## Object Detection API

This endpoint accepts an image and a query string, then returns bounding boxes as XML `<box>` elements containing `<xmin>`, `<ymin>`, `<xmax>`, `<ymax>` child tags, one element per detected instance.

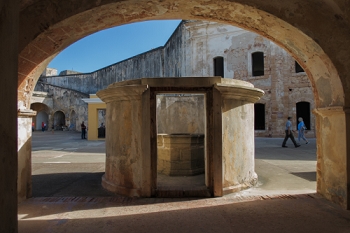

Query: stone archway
<box><xmin>14</xmin><ymin>0</ymin><xmax>350</xmax><ymax>208</ymax></box>
<box><xmin>30</xmin><ymin>103</ymin><xmax>50</xmax><ymax>131</ymax></box>
<box><xmin>53</xmin><ymin>111</ymin><xmax>66</xmax><ymax>130</ymax></box>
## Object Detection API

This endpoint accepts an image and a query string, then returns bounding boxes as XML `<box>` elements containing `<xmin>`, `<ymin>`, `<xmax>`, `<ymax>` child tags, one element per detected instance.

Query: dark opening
<box><xmin>53</xmin><ymin>111</ymin><xmax>66</xmax><ymax>130</ymax></box>
<box><xmin>254</xmin><ymin>103</ymin><xmax>265</xmax><ymax>130</ymax></box>
<box><xmin>295</xmin><ymin>61</ymin><xmax>304</xmax><ymax>73</ymax></box>
<box><xmin>296</xmin><ymin>102</ymin><xmax>310</xmax><ymax>130</ymax></box>
<box><xmin>214</xmin><ymin>57</ymin><xmax>224</xmax><ymax>77</ymax></box>
<box><xmin>252</xmin><ymin>52</ymin><xmax>264</xmax><ymax>76</ymax></box>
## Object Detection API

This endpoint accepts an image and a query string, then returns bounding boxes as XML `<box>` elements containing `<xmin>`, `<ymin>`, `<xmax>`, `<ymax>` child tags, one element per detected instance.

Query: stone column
<box><xmin>215</xmin><ymin>84</ymin><xmax>263</xmax><ymax>194</ymax></box>
<box><xmin>313</xmin><ymin>107</ymin><xmax>350</xmax><ymax>209</ymax></box>
<box><xmin>17</xmin><ymin>110</ymin><xmax>36</xmax><ymax>202</ymax></box>
<box><xmin>0</xmin><ymin>0</ymin><xmax>19</xmax><ymax>232</ymax></box>
<box><xmin>97</xmin><ymin>85</ymin><xmax>151</xmax><ymax>197</ymax></box>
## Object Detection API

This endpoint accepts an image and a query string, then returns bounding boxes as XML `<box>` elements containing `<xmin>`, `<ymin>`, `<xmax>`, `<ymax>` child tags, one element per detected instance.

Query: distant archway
<box><xmin>53</xmin><ymin>111</ymin><xmax>66</xmax><ymax>130</ymax></box>
<box><xmin>36</xmin><ymin>111</ymin><xmax>49</xmax><ymax>131</ymax></box>
<box><xmin>30</xmin><ymin>103</ymin><xmax>50</xmax><ymax>131</ymax></box>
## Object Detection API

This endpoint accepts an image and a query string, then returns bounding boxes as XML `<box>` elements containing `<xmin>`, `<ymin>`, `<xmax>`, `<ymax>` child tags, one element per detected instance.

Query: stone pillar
<box><xmin>97</xmin><ymin>85</ymin><xmax>151</xmax><ymax>197</ymax></box>
<box><xmin>18</xmin><ymin>110</ymin><xmax>36</xmax><ymax>202</ymax></box>
<box><xmin>0</xmin><ymin>0</ymin><xmax>19</xmax><ymax>232</ymax></box>
<box><xmin>215</xmin><ymin>84</ymin><xmax>262</xmax><ymax>194</ymax></box>
<box><xmin>313</xmin><ymin>107</ymin><xmax>350</xmax><ymax>209</ymax></box>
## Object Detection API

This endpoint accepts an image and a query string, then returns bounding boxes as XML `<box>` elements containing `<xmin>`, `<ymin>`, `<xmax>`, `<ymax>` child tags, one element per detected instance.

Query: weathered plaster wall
<box><xmin>157</xmin><ymin>95</ymin><xmax>205</xmax><ymax>134</ymax></box>
<box><xmin>221</xmin><ymin>100</ymin><xmax>257</xmax><ymax>193</ymax></box>
<box><xmin>103</xmin><ymin>98</ymin><xmax>144</xmax><ymax>196</ymax></box>
<box><xmin>17</xmin><ymin>115</ymin><xmax>34</xmax><ymax>202</ymax></box>
<box><xmin>163</xmin><ymin>22</ymin><xmax>185</xmax><ymax>77</ymax></box>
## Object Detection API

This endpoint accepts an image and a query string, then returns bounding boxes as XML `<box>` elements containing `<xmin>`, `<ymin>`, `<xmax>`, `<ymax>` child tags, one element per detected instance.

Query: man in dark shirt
<box><xmin>81</xmin><ymin>121</ymin><xmax>87</xmax><ymax>139</ymax></box>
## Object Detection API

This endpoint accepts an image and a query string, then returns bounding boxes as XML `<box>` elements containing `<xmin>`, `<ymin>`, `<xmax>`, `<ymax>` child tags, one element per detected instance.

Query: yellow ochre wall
<box><xmin>87</xmin><ymin>94</ymin><xmax>106</xmax><ymax>140</ymax></box>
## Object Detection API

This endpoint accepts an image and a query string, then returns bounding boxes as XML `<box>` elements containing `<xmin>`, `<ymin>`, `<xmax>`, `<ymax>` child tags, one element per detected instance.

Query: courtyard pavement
<box><xmin>18</xmin><ymin>131</ymin><xmax>350</xmax><ymax>232</ymax></box>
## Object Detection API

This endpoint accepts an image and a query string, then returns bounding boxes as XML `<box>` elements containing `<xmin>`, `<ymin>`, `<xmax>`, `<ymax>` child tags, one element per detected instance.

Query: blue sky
<box><xmin>48</xmin><ymin>20</ymin><xmax>182</xmax><ymax>74</ymax></box>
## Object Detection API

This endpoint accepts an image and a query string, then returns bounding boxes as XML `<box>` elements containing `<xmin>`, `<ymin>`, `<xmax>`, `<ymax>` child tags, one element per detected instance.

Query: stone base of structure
<box><xmin>101</xmin><ymin>175</ymin><xmax>141</xmax><ymax>197</ymax></box>
<box><xmin>157</xmin><ymin>134</ymin><xmax>204</xmax><ymax>176</ymax></box>
<box><xmin>223</xmin><ymin>173</ymin><xmax>258</xmax><ymax>195</ymax></box>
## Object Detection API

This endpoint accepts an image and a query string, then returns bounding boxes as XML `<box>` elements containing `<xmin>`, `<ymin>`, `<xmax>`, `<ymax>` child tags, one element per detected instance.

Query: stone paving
<box><xmin>18</xmin><ymin>131</ymin><xmax>350</xmax><ymax>232</ymax></box>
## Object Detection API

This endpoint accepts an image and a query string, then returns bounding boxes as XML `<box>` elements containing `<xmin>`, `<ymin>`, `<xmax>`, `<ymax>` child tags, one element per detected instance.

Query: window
<box><xmin>252</xmin><ymin>52</ymin><xmax>264</xmax><ymax>76</ymax></box>
<box><xmin>213</xmin><ymin>57</ymin><xmax>224</xmax><ymax>77</ymax></box>
<box><xmin>295</xmin><ymin>61</ymin><xmax>304</xmax><ymax>73</ymax></box>
<box><xmin>296</xmin><ymin>102</ymin><xmax>310</xmax><ymax>130</ymax></box>
<box><xmin>254</xmin><ymin>103</ymin><xmax>265</xmax><ymax>130</ymax></box>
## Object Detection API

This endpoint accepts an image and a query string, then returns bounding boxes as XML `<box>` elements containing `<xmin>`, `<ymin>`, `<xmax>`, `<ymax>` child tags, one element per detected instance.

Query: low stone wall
<box><xmin>157</xmin><ymin>134</ymin><xmax>205</xmax><ymax>176</ymax></box>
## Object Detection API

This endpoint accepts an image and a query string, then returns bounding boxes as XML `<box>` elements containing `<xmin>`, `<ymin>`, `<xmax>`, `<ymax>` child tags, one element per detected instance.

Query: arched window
<box><xmin>296</xmin><ymin>102</ymin><xmax>310</xmax><ymax>130</ymax></box>
<box><xmin>295</xmin><ymin>61</ymin><xmax>304</xmax><ymax>73</ymax></box>
<box><xmin>213</xmin><ymin>56</ymin><xmax>224</xmax><ymax>77</ymax></box>
<box><xmin>254</xmin><ymin>103</ymin><xmax>265</xmax><ymax>130</ymax></box>
<box><xmin>252</xmin><ymin>52</ymin><xmax>264</xmax><ymax>76</ymax></box>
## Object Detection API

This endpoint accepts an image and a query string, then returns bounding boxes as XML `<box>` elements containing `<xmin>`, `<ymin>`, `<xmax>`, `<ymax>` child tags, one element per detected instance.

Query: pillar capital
<box><xmin>18</xmin><ymin>108</ymin><xmax>36</xmax><ymax>118</ymax></box>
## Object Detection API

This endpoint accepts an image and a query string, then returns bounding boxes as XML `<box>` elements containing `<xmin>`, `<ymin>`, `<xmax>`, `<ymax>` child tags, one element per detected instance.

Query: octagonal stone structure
<box><xmin>97</xmin><ymin>77</ymin><xmax>264</xmax><ymax>197</ymax></box>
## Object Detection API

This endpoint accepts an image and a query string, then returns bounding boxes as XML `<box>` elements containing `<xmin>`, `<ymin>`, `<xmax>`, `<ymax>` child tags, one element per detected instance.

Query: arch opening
<box><xmin>53</xmin><ymin>111</ymin><xmax>66</xmax><ymax>131</ymax></box>
<box><xmin>16</xmin><ymin>0</ymin><xmax>349</xmax><ymax>208</ymax></box>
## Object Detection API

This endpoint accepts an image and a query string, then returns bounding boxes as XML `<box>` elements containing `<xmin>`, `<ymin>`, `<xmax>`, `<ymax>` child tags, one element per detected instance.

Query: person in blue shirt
<box><xmin>297</xmin><ymin>117</ymin><xmax>309</xmax><ymax>144</ymax></box>
<box><xmin>282</xmin><ymin>117</ymin><xmax>300</xmax><ymax>148</ymax></box>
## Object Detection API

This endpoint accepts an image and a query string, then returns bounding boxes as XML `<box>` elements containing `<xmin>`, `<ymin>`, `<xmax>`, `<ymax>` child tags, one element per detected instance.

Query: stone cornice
<box><xmin>214</xmin><ymin>83</ymin><xmax>264</xmax><ymax>103</ymax></box>
<box><xmin>97</xmin><ymin>85</ymin><xmax>149</xmax><ymax>103</ymax></box>
<box><xmin>18</xmin><ymin>109</ymin><xmax>36</xmax><ymax>117</ymax></box>
<box><xmin>98</xmin><ymin>77</ymin><xmax>265</xmax><ymax>103</ymax></box>
<box><xmin>81</xmin><ymin>98</ymin><xmax>103</xmax><ymax>104</ymax></box>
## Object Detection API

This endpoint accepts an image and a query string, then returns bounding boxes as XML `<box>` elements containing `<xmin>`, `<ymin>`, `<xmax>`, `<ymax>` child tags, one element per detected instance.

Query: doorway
<box><xmin>155</xmin><ymin>93</ymin><xmax>210</xmax><ymax>197</ymax></box>
<box><xmin>296</xmin><ymin>102</ymin><xmax>311</xmax><ymax>129</ymax></box>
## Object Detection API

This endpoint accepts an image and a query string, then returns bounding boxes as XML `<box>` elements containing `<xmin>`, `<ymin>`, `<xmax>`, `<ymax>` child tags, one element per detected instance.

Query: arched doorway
<box><xmin>53</xmin><ymin>111</ymin><xmax>66</xmax><ymax>130</ymax></box>
<box><xmin>14</xmin><ymin>1</ymin><xmax>349</xmax><ymax>209</ymax></box>
<box><xmin>36</xmin><ymin>111</ymin><xmax>49</xmax><ymax>131</ymax></box>
<box><xmin>30</xmin><ymin>103</ymin><xmax>50</xmax><ymax>131</ymax></box>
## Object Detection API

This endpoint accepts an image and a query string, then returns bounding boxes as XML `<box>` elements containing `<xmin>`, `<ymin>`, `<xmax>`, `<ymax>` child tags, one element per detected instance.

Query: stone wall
<box><xmin>32</xmin><ymin>82</ymin><xmax>88</xmax><ymax>131</ymax></box>
<box><xmin>40</xmin><ymin>47</ymin><xmax>165</xmax><ymax>94</ymax></box>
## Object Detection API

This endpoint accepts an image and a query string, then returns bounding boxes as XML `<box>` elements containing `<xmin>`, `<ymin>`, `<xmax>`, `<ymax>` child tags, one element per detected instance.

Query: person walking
<box><xmin>81</xmin><ymin>121</ymin><xmax>87</xmax><ymax>139</ymax></box>
<box><xmin>41</xmin><ymin>121</ymin><xmax>45</xmax><ymax>132</ymax></box>
<box><xmin>282</xmin><ymin>116</ymin><xmax>300</xmax><ymax>148</ymax></box>
<box><xmin>297</xmin><ymin>117</ymin><xmax>309</xmax><ymax>144</ymax></box>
